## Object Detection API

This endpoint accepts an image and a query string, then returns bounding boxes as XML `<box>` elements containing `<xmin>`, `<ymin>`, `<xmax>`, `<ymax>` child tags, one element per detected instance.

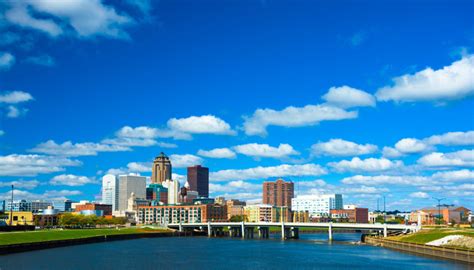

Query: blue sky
<box><xmin>0</xmin><ymin>0</ymin><xmax>473</xmax><ymax>211</ymax></box>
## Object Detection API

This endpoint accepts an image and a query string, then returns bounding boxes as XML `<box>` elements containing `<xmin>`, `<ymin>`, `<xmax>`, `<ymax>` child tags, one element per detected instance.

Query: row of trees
<box><xmin>59</xmin><ymin>213</ymin><xmax>127</xmax><ymax>228</ymax></box>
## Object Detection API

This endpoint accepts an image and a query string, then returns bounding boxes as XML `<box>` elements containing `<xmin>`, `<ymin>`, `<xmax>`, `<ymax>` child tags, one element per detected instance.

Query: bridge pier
<box><xmin>241</xmin><ymin>222</ymin><xmax>245</xmax><ymax>239</ymax></box>
<box><xmin>290</xmin><ymin>227</ymin><xmax>299</xmax><ymax>239</ymax></box>
<box><xmin>207</xmin><ymin>222</ymin><xmax>211</xmax><ymax>237</ymax></box>
<box><xmin>257</xmin><ymin>227</ymin><xmax>269</xmax><ymax>239</ymax></box>
<box><xmin>383</xmin><ymin>224</ymin><xmax>387</xmax><ymax>238</ymax></box>
<box><xmin>244</xmin><ymin>227</ymin><xmax>254</xmax><ymax>239</ymax></box>
<box><xmin>328</xmin><ymin>222</ymin><xmax>333</xmax><ymax>241</ymax></box>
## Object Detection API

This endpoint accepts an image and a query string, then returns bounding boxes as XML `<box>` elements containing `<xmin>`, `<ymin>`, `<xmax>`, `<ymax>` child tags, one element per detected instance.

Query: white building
<box><xmin>102</xmin><ymin>174</ymin><xmax>118</xmax><ymax>210</ymax></box>
<box><xmin>291</xmin><ymin>194</ymin><xmax>343</xmax><ymax>217</ymax></box>
<box><xmin>163</xmin><ymin>179</ymin><xmax>180</xmax><ymax>205</ymax></box>
<box><xmin>117</xmin><ymin>175</ymin><xmax>146</xmax><ymax>211</ymax></box>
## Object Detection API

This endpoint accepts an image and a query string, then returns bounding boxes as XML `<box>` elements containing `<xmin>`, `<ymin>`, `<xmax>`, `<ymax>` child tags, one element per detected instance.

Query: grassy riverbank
<box><xmin>0</xmin><ymin>227</ymin><xmax>170</xmax><ymax>246</ymax></box>
<box><xmin>387</xmin><ymin>227</ymin><xmax>474</xmax><ymax>250</ymax></box>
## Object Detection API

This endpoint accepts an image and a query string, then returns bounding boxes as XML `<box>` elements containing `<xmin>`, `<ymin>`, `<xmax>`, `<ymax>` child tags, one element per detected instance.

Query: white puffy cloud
<box><xmin>311</xmin><ymin>139</ymin><xmax>377</xmax><ymax>157</ymax></box>
<box><xmin>382</xmin><ymin>146</ymin><xmax>404</xmax><ymax>158</ymax></box>
<box><xmin>30</xmin><ymin>140</ymin><xmax>131</xmax><ymax>157</ymax></box>
<box><xmin>431</xmin><ymin>169</ymin><xmax>474</xmax><ymax>182</ymax></box>
<box><xmin>233</xmin><ymin>143</ymin><xmax>299</xmax><ymax>158</ymax></box>
<box><xmin>170</xmin><ymin>154</ymin><xmax>203</xmax><ymax>168</ymax></box>
<box><xmin>409</xmin><ymin>192</ymin><xmax>429</xmax><ymax>199</ymax></box>
<box><xmin>42</xmin><ymin>189</ymin><xmax>82</xmax><ymax>198</ymax></box>
<box><xmin>329</xmin><ymin>157</ymin><xmax>404</xmax><ymax>172</ymax></box>
<box><xmin>4</xmin><ymin>0</ymin><xmax>134</xmax><ymax>39</ymax></box>
<box><xmin>210</xmin><ymin>180</ymin><xmax>261</xmax><ymax>193</ymax></box>
<box><xmin>341</xmin><ymin>175</ymin><xmax>431</xmax><ymax>186</ymax></box>
<box><xmin>426</xmin><ymin>131</ymin><xmax>474</xmax><ymax>146</ymax></box>
<box><xmin>105</xmin><ymin>126</ymin><xmax>178</xmax><ymax>147</ymax></box>
<box><xmin>197</xmin><ymin>148</ymin><xmax>236</xmax><ymax>159</ymax></box>
<box><xmin>50</xmin><ymin>174</ymin><xmax>97</xmax><ymax>186</ymax></box>
<box><xmin>0</xmin><ymin>179</ymin><xmax>40</xmax><ymax>189</ymax></box>
<box><xmin>101</xmin><ymin>137</ymin><xmax>158</xmax><ymax>147</ymax></box>
<box><xmin>418</xmin><ymin>150</ymin><xmax>474</xmax><ymax>167</ymax></box>
<box><xmin>0</xmin><ymin>154</ymin><xmax>81</xmax><ymax>176</ymax></box>
<box><xmin>0</xmin><ymin>52</ymin><xmax>15</xmax><ymax>70</ymax></box>
<box><xmin>126</xmin><ymin>162</ymin><xmax>151</xmax><ymax>172</ymax></box>
<box><xmin>114</xmin><ymin>126</ymin><xmax>159</xmax><ymax>138</ymax></box>
<box><xmin>167</xmin><ymin>115</ymin><xmax>236</xmax><ymax>136</ymax></box>
<box><xmin>376</xmin><ymin>55</ymin><xmax>474</xmax><ymax>103</ymax></box>
<box><xmin>394</xmin><ymin>138</ymin><xmax>431</xmax><ymax>154</ymax></box>
<box><xmin>210</xmin><ymin>163</ymin><xmax>327</xmax><ymax>181</ymax></box>
<box><xmin>322</xmin><ymin>85</ymin><xmax>376</xmax><ymax>108</ymax></box>
<box><xmin>0</xmin><ymin>91</ymin><xmax>33</xmax><ymax>104</ymax></box>
<box><xmin>243</xmin><ymin>104</ymin><xmax>357</xmax><ymax>136</ymax></box>
<box><xmin>0</xmin><ymin>189</ymin><xmax>82</xmax><ymax>201</ymax></box>
<box><xmin>0</xmin><ymin>130</ymin><xmax>4</xmax><ymax>136</ymax></box>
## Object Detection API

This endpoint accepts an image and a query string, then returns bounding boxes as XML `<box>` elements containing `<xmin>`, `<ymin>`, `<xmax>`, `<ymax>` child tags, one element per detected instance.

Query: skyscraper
<box><xmin>151</xmin><ymin>152</ymin><xmax>172</xmax><ymax>184</ymax></box>
<box><xmin>102</xmin><ymin>174</ymin><xmax>118</xmax><ymax>210</ymax></box>
<box><xmin>262</xmin><ymin>178</ymin><xmax>294</xmax><ymax>208</ymax></box>
<box><xmin>117</xmin><ymin>175</ymin><xmax>146</xmax><ymax>211</ymax></box>
<box><xmin>187</xmin><ymin>165</ymin><xmax>209</xmax><ymax>198</ymax></box>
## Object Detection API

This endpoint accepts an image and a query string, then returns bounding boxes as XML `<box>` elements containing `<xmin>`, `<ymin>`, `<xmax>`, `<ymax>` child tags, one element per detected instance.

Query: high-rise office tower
<box><xmin>117</xmin><ymin>175</ymin><xmax>146</xmax><ymax>211</ymax></box>
<box><xmin>262</xmin><ymin>178</ymin><xmax>294</xmax><ymax>208</ymax></box>
<box><xmin>102</xmin><ymin>174</ymin><xmax>118</xmax><ymax>210</ymax></box>
<box><xmin>187</xmin><ymin>165</ymin><xmax>209</xmax><ymax>198</ymax></box>
<box><xmin>151</xmin><ymin>152</ymin><xmax>172</xmax><ymax>184</ymax></box>
<box><xmin>162</xmin><ymin>179</ymin><xmax>180</xmax><ymax>205</ymax></box>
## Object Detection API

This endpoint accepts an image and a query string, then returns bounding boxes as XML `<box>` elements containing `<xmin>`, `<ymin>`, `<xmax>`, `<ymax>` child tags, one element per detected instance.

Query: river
<box><xmin>0</xmin><ymin>233</ymin><xmax>468</xmax><ymax>269</ymax></box>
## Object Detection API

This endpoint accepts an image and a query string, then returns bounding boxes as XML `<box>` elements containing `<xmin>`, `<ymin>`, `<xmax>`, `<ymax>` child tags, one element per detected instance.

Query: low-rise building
<box><xmin>6</xmin><ymin>211</ymin><xmax>34</xmax><ymax>226</ymax></box>
<box><xmin>293</xmin><ymin>211</ymin><xmax>310</xmax><ymax>222</ymax></box>
<box><xmin>330</xmin><ymin>208</ymin><xmax>368</xmax><ymax>223</ymax></box>
<box><xmin>226</xmin><ymin>199</ymin><xmax>246</xmax><ymax>220</ymax></box>
<box><xmin>291</xmin><ymin>194</ymin><xmax>343</xmax><ymax>218</ymax></box>
<box><xmin>146</xmin><ymin>184</ymin><xmax>168</xmax><ymax>205</ymax></box>
<box><xmin>34</xmin><ymin>207</ymin><xmax>61</xmax><ymax>227</ymax></box>
<box><xmin>244</xmin><ymin>204</ymin><xmax>273</xmax><ymax>222</ymax></box>
<box><xmin>420</xmin><ymin>206</ymin><xmax>471</xmax><ymax>224</ymax></box>
<box><xmin>75</xmin><ymin>203</ymin><xmax>112</xmax><ymax>216</ymax></box>
<box><xmin>6</xmin><ymin>200</ymin><xmax>52</xmax><ymax>213</ymax></box>
<box><xmin>138</xmin><ymin>204</ymin><xmax>227</xmax><ymax>224</ymax></box>
<box><xmin>272</xmin><ymin>206</ymin><xmax>292</xmax><ymax>222</ymax></box>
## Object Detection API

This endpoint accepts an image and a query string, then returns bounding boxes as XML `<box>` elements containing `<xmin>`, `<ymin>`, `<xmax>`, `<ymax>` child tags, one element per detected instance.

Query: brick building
<box><xmin>75</xmin><ymin>203</ymin><xmax>112</xmax><ymax>216</ymax></box>
<box><xmin>138</xmin><ymin>204</ymin><xmax>226</xmax><ymax>224</ymax></box>
<box><xmin>262</xmin><ymin>178</ymin><xmax>294</xmax><ymax>208</ymax></box>
<box><xmin>330</xmin><ymin>208</ymin><xmax>368</xmax><ymax>223</ymax></box>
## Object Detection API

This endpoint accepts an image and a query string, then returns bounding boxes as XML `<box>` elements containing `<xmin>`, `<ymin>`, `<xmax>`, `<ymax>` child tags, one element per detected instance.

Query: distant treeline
<box><xmin>59</xmin><ymin>213</ymin><xmax>127</xmax><ymax>228</ymax></box>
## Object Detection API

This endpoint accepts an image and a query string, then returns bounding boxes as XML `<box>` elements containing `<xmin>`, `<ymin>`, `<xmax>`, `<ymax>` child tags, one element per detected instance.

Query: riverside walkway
<box><xmin>167</xmin><ymin>222</ymin><xmax>420</xmax><ymax>240</ymax></box>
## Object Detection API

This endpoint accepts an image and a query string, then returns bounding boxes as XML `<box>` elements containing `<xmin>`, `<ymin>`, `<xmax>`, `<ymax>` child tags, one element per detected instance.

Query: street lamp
<box><xmin>433</xmin><ymin>197</ymin><xmax>445</xmax><ymax>225</ymax></box>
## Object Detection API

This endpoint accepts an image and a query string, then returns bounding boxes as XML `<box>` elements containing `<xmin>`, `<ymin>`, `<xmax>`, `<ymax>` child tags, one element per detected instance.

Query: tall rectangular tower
<box><xmin>102</xmin><ymin>174</ymin><xmax>118</xmax><ymax>210</ymax></box>
<box><xmin>117</xmin><ymin>175</ymin><xmax>146</xmax><ymax>211</ymax></box>
<box><xmin>187</xmin><ymin>165</ymin><xmax>209</xmax><ymax>198</ymax></box>
<box><xmin>262</xmin><ymin>178</ymin><xmax>294</xmax><ymax>207</ymax></box>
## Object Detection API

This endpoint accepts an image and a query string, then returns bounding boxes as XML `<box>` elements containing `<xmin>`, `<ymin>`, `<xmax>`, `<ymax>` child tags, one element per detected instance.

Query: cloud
<box><xmin>4</xmin><ymin>0</ymin><xmax>134</xmax><ymax>39</ymax></box>
<box><xmin>30</xmin><ymin>140</ymin><xmax>131</xmax><ymax>157</ymax></box>
<box><xmin>0</xmin><ymin>189</ymin><xmax>81</xmax><ymax>201</ymax></box>
<box><xmin>210</xmin><ymin>163</ymin><xmax>327</xmax><ymax>182</ymax></box>
<box><xmin>329</xmin><ymin>157</ymin><xmax>404</xmax><ymax>172</ymax></box>
<box><xmin>0</xmin><ymin>154</ymin><xmax>81</xmax><ymax>176</ymax></box>
<box><xmin>210</xmin><ymin>180</ymin><xmax>261</xmax><ymax>194</ymax></box>
<box><xmin>0</xmin><ymin>52</ymin><xmax>15</xmax><ymax>70</ymax></box>
<box><xmin>25</xmin><ymin>54</ymin><xmax>55</xmax><ymax>66</ymax></box>
<box><xmin>382</xmin><ymin>146</ymin><xmax>404</xmax><ymax>158</ymax></box>
<box><xmin>127</xmin><ymin>162</ymin><xmax>150</xmax><ymax>172</ymax></box>
<box><xmin>197</xmin><ymin>148</ymin><xmax>236</xmax><ymax>159</ymax></box>
<box><xmin>426</xmin><ymin>131</ymin><xmax>474</xmax><ymax>146</ymax></box>
<box><xmin>6</xmin><ymin>105</ymin><xmax>28</xmax><ymax>118</ymax></box>
<box><xmin>431</xmin><ymin>169</ymin><xmax>474</xmax><ymax>182</ymax></box>
<box><xmin>349</xmin><ymin>31</ymin><xmax>366</xmax><ymax>46</ymax></box>
<box><xmin>409</xmin><ymin>192</ymin><xmax>429</xmax><ymax>199</ymax></box>
<box><xmin>341</xmin><ymin>175</ymin><xmax>431</xmax><ymax>186</ymax></box>
<box><xmin>394</xmin><ymin>138</ymin><xmax>431</xmax><ymax>154</ymax></box>
<box><xmin>167</xmin><ymin>115</ymin><xmax>236</xmax><ymax>136</ymax></box>
<box><xmin>243</xmin><ymin>104</ymin><xmax>357</xmax><ymax>136</ymax></box>
<box><xmin>105</xmin><ymin>126</ymin><xmax>178</xmax><ymax>147</ymax></box>
<box><xmin>233</xmin><ymin>143</ymin><xmax>299</xmax><ymax>158</ymax></box>
<box><xmin>311</xmin><ymin>139</ymin><xmax>378</xmax><ymax>157</ymax></box>
<box><xmin>101</xmin><ymin>137</ymin><xmax>158</xmax><ymax>147</ymax></box>
<box><xmin>0</xmin><ymin>130</ymin><xmax>4</xmax><ymax>136</ymax></box>
<box><xmin>0</xmin><ymin>91</ymin><xmax>34</xmax><ymax>104</ymax></box>
<box><xmin>42</xmin><ymin>189</ymin><xmax>82</xmax><ymax>198</ymax></box>
<box><xmin>170</xmin><ymin>154</ymin><xmax>203</xmax><ymax>168</ymax></box>
<box><xmin>376</xmin><ymin>55</ymin><xmax>474</xmax><ymax>103</ymax></box>
<box><xmin>124</xmin><ymin>0</ymin><xmax>152</xmax><ymax>16</ymax></box>
<box><xmin>0</xmin><ymin>179</ymin><xmax>40</xmax><ymax>189</ymax></box>
<box><xmin>322</xmin><ymin>86</ymin><xmax>376</xmax><ymax>108</ymax></box>
<box><xmin>418</xmin><ymin>149</ymin><xmax>474</xmax><ymax>167</ymax></box>
<box><xmin>49</xmin><ymin>174</ymin><xmax>97</xmax><ymax>186</ymax></box>
<box><xmin>114</xmin><ymin>126</ymin><xmax>159</xmax><ymax>138</ymax></box>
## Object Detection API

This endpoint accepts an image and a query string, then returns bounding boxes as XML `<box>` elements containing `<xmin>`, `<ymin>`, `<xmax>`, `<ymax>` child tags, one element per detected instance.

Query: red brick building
<box><xmin>138</xmin><ymin>204</ymin><xmax>226</xmax><ymax>224</ymax></box>
<box><xmin>75</xmin><ymin>203</ymin><xmax>112</xmax><ymax>216</ymax></box>
<box><xmin>330</xmin><ymin>208</ymin><xmax>368</xmax><ymax>223</ymax></box>
<box><xmin>262</xmin><ymin>178</ymin><xmax>294</xmax><ymax>208</ymax></box>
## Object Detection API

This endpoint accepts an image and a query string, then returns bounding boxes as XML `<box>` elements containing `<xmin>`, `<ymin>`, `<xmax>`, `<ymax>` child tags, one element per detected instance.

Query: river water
<box><xmin>0</xmin><ymin>233</ymin><xmax>468</xmax><ymax>269</ymax></box>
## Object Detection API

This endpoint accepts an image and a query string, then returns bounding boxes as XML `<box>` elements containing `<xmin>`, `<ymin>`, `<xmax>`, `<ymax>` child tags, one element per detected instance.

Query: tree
<box><xmin>230</xmin><ymin>215</ymin><xmax>246</xmax><ymax>222</ymax></box>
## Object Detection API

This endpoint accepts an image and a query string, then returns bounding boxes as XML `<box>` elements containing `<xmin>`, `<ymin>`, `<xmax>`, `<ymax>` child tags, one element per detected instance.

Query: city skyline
<box><xmin>0</xmin><ymin>0</ymin><xmax>473</xmax><ymax>211</ymax></box>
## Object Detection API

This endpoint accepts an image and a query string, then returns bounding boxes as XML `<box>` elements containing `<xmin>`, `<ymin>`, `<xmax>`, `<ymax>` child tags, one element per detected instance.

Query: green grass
<box><xmin>389</xmin><ymin>228</ymin><xmax>474</xmax><ymax>245</ymax></box>
<box><xmin>0</xmin><ymin>227</ymin><xmax>170</xmax><ymax>246</ymax></box>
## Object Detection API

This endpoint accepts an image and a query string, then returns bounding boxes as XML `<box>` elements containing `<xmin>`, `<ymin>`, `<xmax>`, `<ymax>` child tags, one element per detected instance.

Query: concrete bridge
<box><xmin>167</xmin><ymin>222</ymin><xmax>420</xmax><ymax>240</ymax></box>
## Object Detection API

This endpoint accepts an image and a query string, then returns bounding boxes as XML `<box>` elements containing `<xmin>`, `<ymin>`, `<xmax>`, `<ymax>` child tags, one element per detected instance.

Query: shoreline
<box><xmin>363</xmin><ymin>236</ymin><xmax>473</xmax><ymax>264</ymax></box>
<box><xmin>0</xmin><ymin>231</ymin><xmax>191</xmax><ymax>255</ymax></box>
